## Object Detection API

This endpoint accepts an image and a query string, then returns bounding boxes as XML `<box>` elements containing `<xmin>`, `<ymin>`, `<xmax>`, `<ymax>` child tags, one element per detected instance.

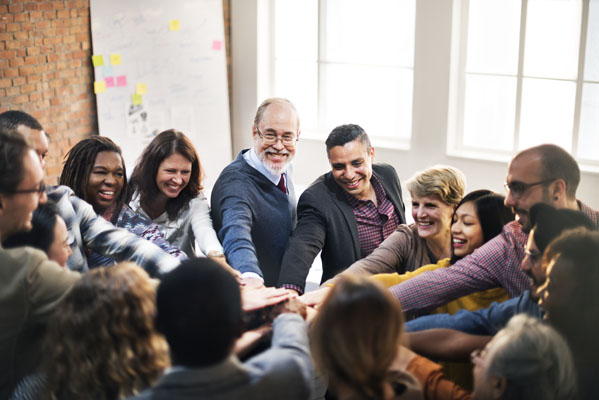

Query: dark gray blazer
<box><xmin>277</xmin><ymin>163</ymin><xmax>405</xmax><ymax>290</ymax></box>
<box><xmin>128</xmin><ymin>314</ymin><xmax>312</xmax><ymax>400</ymax></box>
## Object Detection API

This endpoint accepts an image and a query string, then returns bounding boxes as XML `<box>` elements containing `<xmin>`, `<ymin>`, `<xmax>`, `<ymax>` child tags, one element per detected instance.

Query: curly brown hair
<box><xmin>43</xmin><ymin>263</ymin><xmax>169</xmax><ymax>400</ymax></box>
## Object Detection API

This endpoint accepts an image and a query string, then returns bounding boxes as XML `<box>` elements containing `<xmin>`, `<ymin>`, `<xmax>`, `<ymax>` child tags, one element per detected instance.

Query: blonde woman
<box><xmin>302</xmin><ymin>165</ymin><xmax>465</xmax><ymax>306</ymax></box>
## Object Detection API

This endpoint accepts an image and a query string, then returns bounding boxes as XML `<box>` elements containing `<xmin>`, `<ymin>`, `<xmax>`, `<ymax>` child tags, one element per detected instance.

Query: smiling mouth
<box><xmin>344</xmin><ymin>179</ymin><xmax>361</xmax><ymax>189</ymax></box>
<box><xmin>418</xmin><ymin>221</ymin><xmax>433</xmax><ymax>227</ymax></box>
<box><xmin>98</xmin><ymin>190</ymin><xmax>115</xmax><ymax>200</ymax></box>
<box><xmin>452</xmin><ymin>238</ymin><xmax>466</xmax><ymax>246</ymax></box>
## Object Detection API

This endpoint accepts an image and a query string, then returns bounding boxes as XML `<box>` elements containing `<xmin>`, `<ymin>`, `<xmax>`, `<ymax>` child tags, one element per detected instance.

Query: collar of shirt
<box><xmin>342</xmin><ymin>174</ymin><xmax>386</xmax><ymax>208</ymax></box>
<box><xmin>243</xmin><ymin>148</ymin><xmax>289</xmax><ymax>186</ymax></box>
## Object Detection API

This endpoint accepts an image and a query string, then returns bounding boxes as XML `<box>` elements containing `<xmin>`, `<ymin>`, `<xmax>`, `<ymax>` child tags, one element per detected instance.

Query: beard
<box><xmin>258</xmin><ymin>147</ymin><xmax>294</xmax><ymax>175</ymax></box>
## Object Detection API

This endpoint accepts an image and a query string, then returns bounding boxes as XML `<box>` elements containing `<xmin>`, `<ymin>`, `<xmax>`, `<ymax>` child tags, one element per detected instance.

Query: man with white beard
<box><xmin>211</xmin><ymin>98</ymin><xmax>301</xmax><ymax>287</ymax></box>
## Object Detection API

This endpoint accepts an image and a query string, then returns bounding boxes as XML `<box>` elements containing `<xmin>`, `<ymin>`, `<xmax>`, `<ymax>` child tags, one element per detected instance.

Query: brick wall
<box><xmin>0</xmin><ymin>0</ymin><xmax>97</xmax><ymax>184</ymax></box>
<box><xmin>0</xmin><ymin>0</ymin><xmax>232</xmax><ymax>184</ymax></box>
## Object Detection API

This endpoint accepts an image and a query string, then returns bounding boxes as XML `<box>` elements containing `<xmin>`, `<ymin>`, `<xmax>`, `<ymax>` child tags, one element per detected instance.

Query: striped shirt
<box><xmin>47</xmin><ymin>185</ymin><xmax>180</xmax><ymax>278</ymax></box>
<box><xmin>390</xmin><ymin>201</ymin><xmax>599</xmax><ymax>317</ymax></box>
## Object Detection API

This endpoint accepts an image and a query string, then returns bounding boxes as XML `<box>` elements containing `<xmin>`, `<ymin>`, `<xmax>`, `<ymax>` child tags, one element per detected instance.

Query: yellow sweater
<box><xmin>371</xmin><ymin>258</ymin><xmax>509</xmax><ymax>315</ymax></box>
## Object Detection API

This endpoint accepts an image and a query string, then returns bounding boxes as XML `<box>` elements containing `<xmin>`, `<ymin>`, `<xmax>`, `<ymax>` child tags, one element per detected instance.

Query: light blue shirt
<box><xmin>243</xmin><ymin>147</ymin><xmax>292</xmax><ymax>192</ymax></box>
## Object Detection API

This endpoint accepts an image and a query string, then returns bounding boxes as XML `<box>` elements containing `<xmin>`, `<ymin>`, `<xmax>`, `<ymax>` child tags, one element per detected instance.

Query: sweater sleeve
<box><xmin>406</xmin><ymin>355</ymin><xmax>472</xmax><ymax>400</ymax></box>
<box><xmin>189</xmin><ymin>193</ymin><xmax>224</xmax><ymax>256</ymax></box>
<box><xmin>325</xmin><ymin>225</ymin><xmax>413</xmax><ymax>286</ymax></box>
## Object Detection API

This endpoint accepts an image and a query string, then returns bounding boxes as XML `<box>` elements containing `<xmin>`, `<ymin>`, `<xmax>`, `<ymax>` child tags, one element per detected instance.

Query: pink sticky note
<box><xmin>212</xmin><ymin>40</ymin><xmax>222</xmax><ymax>51</ymax></box>
<box><xmin>116</xmin><ymin>75</ymin><xmax>127</xmax><ymax>87</ymax></box>
<box><xmin>104</xmin><ymin>76</ymin><xmax>115</xmax><ymax>88</ymax></box>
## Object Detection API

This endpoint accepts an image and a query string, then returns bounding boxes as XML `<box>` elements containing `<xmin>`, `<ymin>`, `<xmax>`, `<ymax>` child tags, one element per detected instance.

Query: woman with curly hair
<box><xmin>59</xmin><ymin>135</ymin><xmax>185</xmax><ymax>267</ymax></box>
<box><xmin>129</xmin><ymin>130</ymin><xmax>227</xmax><ymax>263</ymax></box>
<box><xmin>11</xmin><ymin>262</ymin><xmax>169</xmax><ymax>400</ymax></box>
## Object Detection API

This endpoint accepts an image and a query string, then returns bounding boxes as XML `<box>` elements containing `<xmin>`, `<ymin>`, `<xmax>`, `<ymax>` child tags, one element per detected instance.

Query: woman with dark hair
<box><xmin>10</xmin><ymin>262</ymin><xmax>170</xmax><ymax>399</ymax></box>
<box><xmin>59</xmin><ymin>136</ymin><xmax>185</xmax><ymax>267</ymax></box>
<box><xmin>372</xmin><ymin>190</ymin><xmax>515</xmax><ymax>314</ymax></box>
<box><xmin>129</xmin><ymin>129</ymin><xmax>225</xmax><ymax>261</ymax></box>
<box><xmin>3</xmin><ymin>201</ymin><xmax>72</xmax><ymax>267</ymax></box>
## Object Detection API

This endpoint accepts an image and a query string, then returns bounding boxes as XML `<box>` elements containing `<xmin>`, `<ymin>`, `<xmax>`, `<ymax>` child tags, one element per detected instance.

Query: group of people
<box><xmin>0</xmin><ymin>97</ymin><xmax>598</xmax><ymax>400</ymax></box>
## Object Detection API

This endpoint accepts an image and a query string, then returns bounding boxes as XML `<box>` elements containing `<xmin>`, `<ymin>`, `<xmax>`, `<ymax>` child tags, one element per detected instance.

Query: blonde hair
<box><xmin>406</xmin><ymin>165</ymin><xmax>466</xmax><ymax>206</ymax></box>
<box><xmin>310</xmin><ymin>275</ymin><xmax>404</xmax><ymax>399</ymax></box>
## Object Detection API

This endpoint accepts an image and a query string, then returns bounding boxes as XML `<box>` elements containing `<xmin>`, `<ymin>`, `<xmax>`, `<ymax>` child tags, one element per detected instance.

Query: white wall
<box><xmin>231</xmin><ymin>0</ymin><xmax>598</xmax><ymax>210</ymax></box>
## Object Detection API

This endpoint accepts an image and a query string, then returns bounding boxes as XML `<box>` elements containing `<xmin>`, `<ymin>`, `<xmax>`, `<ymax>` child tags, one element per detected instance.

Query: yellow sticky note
<box><xmin>135</xmin><ymin>83</ymin><xmax>147</xmax><ymax>95</ymax></box>
<box><xmin>132</xmin><ymin>93</ymin><xmax>143</xmax><ymax>105</ymax></box>
<box><xmin>91</xmin><ymin>55</ymin><xmax>104</xmax><ymax>67</ymax></box>
<box><xmin>94</xmin><ymin>81</ymin><xmax>106</xmax><ymax>94</ymax></box>
<box><xmin>110</xmin><ymin>53</ymin><xmax>122</xmax><ymax>66</ymax></box>
<box><xmin>169</xmin><ymin>19</ymin><xmax>180</xmax><ymax>31</ymax></box>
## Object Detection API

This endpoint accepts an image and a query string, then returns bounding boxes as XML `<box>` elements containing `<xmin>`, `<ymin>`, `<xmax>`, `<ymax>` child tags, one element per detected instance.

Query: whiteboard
<box><xmin>90</xmin><ymin>0</ymin><xmax>231</xmax><ymax>188</ymax></box>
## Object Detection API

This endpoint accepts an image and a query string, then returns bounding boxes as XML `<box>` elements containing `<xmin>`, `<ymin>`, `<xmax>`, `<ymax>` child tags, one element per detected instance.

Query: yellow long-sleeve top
<box><xmin>371</xmin><ymin>258</ymin><xmax>509</xmax><ymax>315</ymax></box>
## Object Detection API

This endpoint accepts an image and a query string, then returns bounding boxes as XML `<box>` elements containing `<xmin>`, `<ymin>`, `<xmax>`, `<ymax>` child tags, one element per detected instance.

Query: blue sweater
<box><xmin>210</xmin><ymin>150</ymin><xmax>296</xmax><ymax>286</ymax></box>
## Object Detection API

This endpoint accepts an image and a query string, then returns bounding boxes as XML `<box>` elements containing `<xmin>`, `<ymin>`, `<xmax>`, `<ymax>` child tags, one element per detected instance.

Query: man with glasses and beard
<box><xmin>211</xmin><ymin>98</ymin><xmax>301</xmax><ymax>288</ymax></box>
<box><xmin>385</xmin><ymin>144</ymin><xmax>599</xmax><ymax>317</ymax></box>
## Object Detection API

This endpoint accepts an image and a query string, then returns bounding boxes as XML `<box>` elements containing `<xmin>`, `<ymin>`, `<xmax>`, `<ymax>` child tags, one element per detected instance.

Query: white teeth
<box><xmin>100</xmin><ymin>191</ymin><xmax>114</xmax><ymax>195</ymax></box>
<box><xmin>418</xmin><ymin>221</ymin><xmax>432</xmax><ymax>226</ymax></box>
<box><xmin>453</xmin><ymin>238</ymin><xmax>466</xmax><ymax>244</ymax></box>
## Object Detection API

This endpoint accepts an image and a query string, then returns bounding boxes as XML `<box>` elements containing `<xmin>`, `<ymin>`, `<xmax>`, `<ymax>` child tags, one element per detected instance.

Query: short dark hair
<box><xmin>156</xmin><ymin>258</ymin><xmax>242</xmax><ymax>367</ymax></box>
<box><xmin>450</xmin><ymin>190</ymin><xmax>515</xmax><ymax>263</ymax></box>
<box><xmin>516</xmin><ymin>144</ymin><xmax>580</xmax><ymax>199</ymax></box>
<box><xmin>325</xmin><ymin>124</ymin><xmax>371</xmax><ymax>156</ymax></box>
<box><xmin>60</xmin><ymin>136</ymin><xmax>127</xmax><ymax>222</ymax></box>
<box><xmin>3</xmin><ymin>201</ymin><xmax>59</xmax><ymax>253</ymax></box>
<box><xmin>0</xmin><ymin>127</ymin><xmax>30</xmax><ymax>194</ymax></box>
<box><xmin>530</xmin><ymin>203</ymin><xmax>595</xmax><ymax>254</ymax></box>
<box><xmin>130</xmin><ymin>130</ymin><xmax>203</xmax><ymax>220</ymax></box>
<box><xmin>0</xmin><ymin>110</ymin><xmax>44</xmax><ymax>131</ymax></box>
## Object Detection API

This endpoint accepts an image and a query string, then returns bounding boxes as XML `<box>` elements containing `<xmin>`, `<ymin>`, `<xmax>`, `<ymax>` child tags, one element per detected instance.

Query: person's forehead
<box><xmin>329</xmin><ymin>139</ymin><xmax>370</xmax><ymax>160</ymax></box>
<box><xmin>507</xmin><ymin>152</ymin><xmax>543</xmax><ymax>182</ymax></box>
<box><xmin>20</xmin><ymin>149</ymin><xmax>43</xmax><ymax>185</ymax></box>
<box><xmin>260</xmin><ymin>103</ymin><xmax>299</xmax><ymax>131</ymax></box>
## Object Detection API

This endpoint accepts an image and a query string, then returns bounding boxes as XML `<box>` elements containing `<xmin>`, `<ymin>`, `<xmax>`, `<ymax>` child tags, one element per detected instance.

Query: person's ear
<box><xmin>550</xmin><ymin>179</ymin><xmax>566</xmax><ymax>202</ymax></box>
<box><xmin>491</xmin><ymin>375</ymin><xmax>507</xmax><ymax>399</ymax></box>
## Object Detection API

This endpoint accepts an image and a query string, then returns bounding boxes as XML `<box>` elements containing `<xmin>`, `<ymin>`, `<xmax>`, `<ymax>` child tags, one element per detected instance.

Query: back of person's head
<box><xmin>543</xmin><ymin>229</ymin><xmax>599</xmax><ymax>343</ymax></box>
<box><xmin>44</xmin><ymin>263</ymin><xmax>169</xmax><ymax>399</ymax></box>
<box><xmin>3</xmin><ymin>201</ymin><xmax>59</xmax><ymax>252</ymax></box>
<box><xmin>156</xmin><ymin>258</ymin><xmax>242</xmax><ymax>368</ymax></box>
<box><xmin>325</xmin><ymin>124</ymin><xmax>371</xmax><ymax>155</ymax></box>
<box><xmin>529</xmin><ymin>203</ymin><xmax>595</xmax><ymax>254</ymax></box>
<box><xmin>0</xmin><ymin>127</ymin><xmax>30</xmax><ymax>194</ymax></box>
<box><xmin>406</xmin><ymin>165</ymin><xmax>466</xmax><ymax>206</ymax></box>
<box><xmin>0</xmin><ymin>110</ymin><xmax>43</xmax><ymax>131</ymax></box>
<box><xmin>514</xmin><ymin>144</ymin><xmax>580</xmax><ymax>199</ymax></box>
<box><xmin>60</xmin><ymin>135</ymin><xmax>128</xmax><ymax>211</ymax></box>
<box><xmin>130</xmin><ymin>129</ymin><xmax>202</xmax><ymax>219</ymax></box>
<box><xmin>476</xmin><ymin>314</ymin><xmax>577</xmax><ymax>400</ymax></box>
<box><xmin>310</xmin><ymin>275</ymin><xmax>404</xmax><ymax>399</ymax></box>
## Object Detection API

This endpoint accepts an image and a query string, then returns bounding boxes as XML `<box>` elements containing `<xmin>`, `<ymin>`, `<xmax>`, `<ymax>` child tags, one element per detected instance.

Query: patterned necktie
<box><xmin>277</xmin><ymin>173</ymin><xmax>287</xmax><ymax>194</ymax></box>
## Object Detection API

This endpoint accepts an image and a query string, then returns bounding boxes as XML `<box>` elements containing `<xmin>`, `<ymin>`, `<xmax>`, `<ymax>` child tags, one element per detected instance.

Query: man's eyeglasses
<box><xmin>503</xmin><ymin>179</ymin><xmax>555</xmax><ymax>199</ymax></box>
<box><xmin>7</xmin><ymin>182</ymin><xmax>47</xmax><ymax>194</ymax></box>
<box><xmin>256</xmin><ymin>129</ymin><xmax>297</xmax><ymax>146</ymax></box>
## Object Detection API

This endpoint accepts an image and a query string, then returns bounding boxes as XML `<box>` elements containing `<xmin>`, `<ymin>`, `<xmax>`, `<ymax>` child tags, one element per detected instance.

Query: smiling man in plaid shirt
<box><xmin>278</xmin><ymin>124</ymin><xmax>405</xmax><ymax>294</ymax></box>
<box><xmin>389</xmin><ymin>144</ymin><xmax>599</xmax><ymax>317</ymax></box>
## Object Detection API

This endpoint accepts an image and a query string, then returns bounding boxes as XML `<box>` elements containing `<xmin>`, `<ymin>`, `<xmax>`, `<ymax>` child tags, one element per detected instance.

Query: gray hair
<box><xmin>253</xmin><ymin>97</ymin><xmax>299</xmax><ymax>129</ymax></box>
<box><xmin>485</xmin><ymin>314</ymin><xmax>577</xmax><ymax>400</ymax></box>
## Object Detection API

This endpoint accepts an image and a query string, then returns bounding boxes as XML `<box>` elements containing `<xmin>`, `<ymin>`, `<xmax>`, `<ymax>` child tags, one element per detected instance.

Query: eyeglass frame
<box><xmin>524</xmin><ymin>248</ymin><xmax>542</xmax><ymax>264</ymax></box>
<box><xmin>503</xmin><ymin>178</ymin><xmax>555</xmax><ymax>200</ymax></box>
<box><xmin>255</xmin><ymin>128</ymin><xmax>298</xmax><ymax>147</ymax></box>
<box><xmin>3</xmin><ymin>181</ymin><xmax>47</xmax><ymax>195</ymax></box>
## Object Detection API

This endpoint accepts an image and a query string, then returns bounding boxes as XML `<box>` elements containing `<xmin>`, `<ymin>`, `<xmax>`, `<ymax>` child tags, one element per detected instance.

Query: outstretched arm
<box><xmin>406</xmin><ymin>329</ymin><xmax>492</xmax><ymax>362</ymax></box>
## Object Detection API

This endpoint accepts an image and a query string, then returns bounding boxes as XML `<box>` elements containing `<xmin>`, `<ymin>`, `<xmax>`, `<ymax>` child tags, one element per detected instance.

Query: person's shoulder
<box><xmin>46</xmin><ymin>184</ymin><xmax>74</xmax><ymax>201</ymax></box>
<box><xmin>1</xmin><ymin>246</ymin><xmax>47</xmax><ymax>269</ymax></box>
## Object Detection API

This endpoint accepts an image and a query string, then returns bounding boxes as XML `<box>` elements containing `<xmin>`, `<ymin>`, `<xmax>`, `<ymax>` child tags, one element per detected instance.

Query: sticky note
<box><xmin>116</xmin><ymin>75</ymin><xmax>127</xmax><ymax>87</ymax></box>
<box><xmin>132</xmin><ymin>93</ymin><xmax>143</xmax><ymax>105</ymax></box>
<box><xmin>104</xmin><ymin>76</ymin><xmax>114</xmax><ymax>88</ymax></box>
<box><xmin>169</xmin><ymin>19</ymin><xmax>180</xmax><ymax>31</ymax></box>
<box><xmin>91</xmin><ymin>55</ymin><xmax>104</xmax><ymax>67</ymax></box>
<box><xmin>212</xmin><ymin>40</ymin><xmax>222</xmax><ymax>51</ymax></box>
<box><xmin>135</xmin><ymin>83</ymin><xmax>147</xmax><ymax>95</ymax></box>
<box><xmin>110</xmin><ymin>53</ymin><xmax>122</xmax><ymax>66</ymax></box>
<box><xmin>94</xmin><ymin>81</ymin><xmax>106</xmax><ymax>93</ymax></box>
<box><xmin>103</xmin><ymin>65</ymin><xmax>114</xmax><ymax>77</ymax></box>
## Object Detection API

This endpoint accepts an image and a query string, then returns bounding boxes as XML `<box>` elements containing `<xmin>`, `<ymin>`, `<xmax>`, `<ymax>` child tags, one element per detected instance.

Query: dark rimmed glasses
<box><xmin>503</xmin><ymin>179</ymin><xmax>555</xmax><ymax>199</ymax></box>
<box><xmin>6</xmin><ymin>181</ymin><xmax>47</xmax><ymax>195</ymax></box>
<box><xmin>256</xmin><ymin>128</ymin><xmax>297</xmax><ymax>146</ymax></box>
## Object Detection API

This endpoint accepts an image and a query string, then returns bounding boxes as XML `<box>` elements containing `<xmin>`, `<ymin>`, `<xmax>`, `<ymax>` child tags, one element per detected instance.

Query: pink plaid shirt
<box><xmin>343</xmin><ymin>176</ymin><xmax>401</xmax><ymax>258</ymax></box>
<box><xmin>390</xmin><ymin>201</ymin><xmax>599</xmax><ymax>317</ymax></box>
